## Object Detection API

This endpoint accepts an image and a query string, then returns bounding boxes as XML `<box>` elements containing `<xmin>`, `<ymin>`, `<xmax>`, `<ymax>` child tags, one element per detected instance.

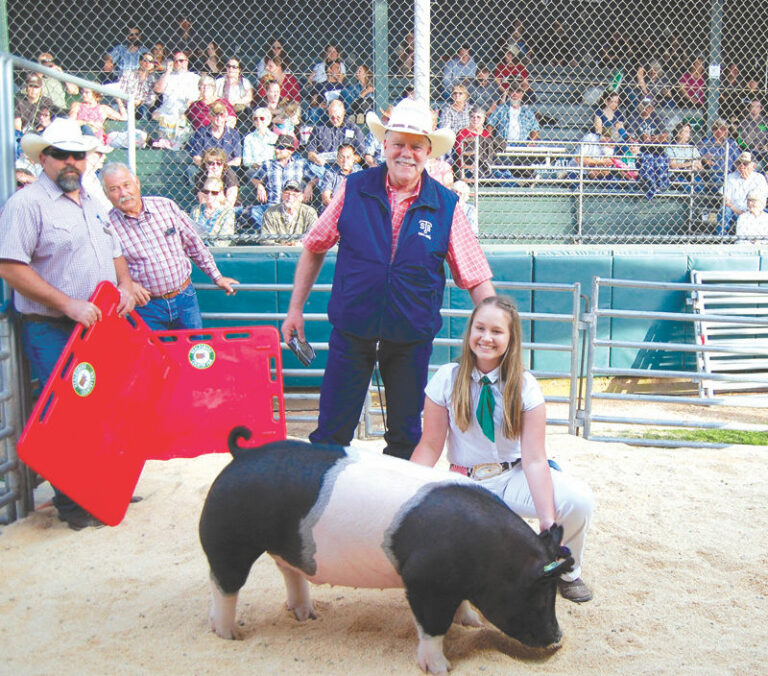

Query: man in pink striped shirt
<box><xmin>103</xmin><ymin>163</ymin><xmax>238</xmax><ymax>330</ymax></box>
<box><xmin>281</xmin><ymin>99</ymin><xmax>495</xmax><ymax>459</ymax></box>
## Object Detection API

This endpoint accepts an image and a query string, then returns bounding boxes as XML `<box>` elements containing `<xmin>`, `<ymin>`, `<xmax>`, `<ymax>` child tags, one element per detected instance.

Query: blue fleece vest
<box><xmin>327</xmin><ymin>165</ymin><xmax>458</xmax><ymax>342</ymax></box>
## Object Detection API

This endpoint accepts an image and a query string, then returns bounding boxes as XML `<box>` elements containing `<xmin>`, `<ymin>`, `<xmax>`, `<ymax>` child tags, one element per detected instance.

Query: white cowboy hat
<box><xmin>20</xmin><ymin>118</ymin><xmax>100</xmax><ymax>162</ymax></box>
<box><xmin>366</xmin><ymin>99</ymin><xmax>455</xmax><ymax>159</ymax></box>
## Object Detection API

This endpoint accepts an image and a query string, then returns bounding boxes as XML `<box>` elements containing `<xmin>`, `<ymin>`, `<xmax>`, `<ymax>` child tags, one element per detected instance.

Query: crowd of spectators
<box><xmin>11</xmin><ymin>20</ymin><xmax>768</xmax><ymax>242</ymax></box>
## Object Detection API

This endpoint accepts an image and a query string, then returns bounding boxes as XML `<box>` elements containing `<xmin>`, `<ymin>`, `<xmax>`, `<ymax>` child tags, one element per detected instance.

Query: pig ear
<box><xmin>538</xmin><ymin>523</ymin><xmax>564</xmax><ymax>551</ymax></box>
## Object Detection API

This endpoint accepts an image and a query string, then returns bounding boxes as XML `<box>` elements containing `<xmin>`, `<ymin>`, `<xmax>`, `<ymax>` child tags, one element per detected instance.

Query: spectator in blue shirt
<box><xmin>318</xmin><ymin>143</ymin><xmax>362</xmax><ymax>210</ymax></box>
<box><xmin>306</xmin><ymin>99</ymin><xmax>365</xmax><ymax>170</ymax></box>
<box><xmin>103</xmin><ymin>26</ymin><xmax>147</xmax><ymax>77</ymax></box>
<box><xmin>699</xmin><ymin>118</ymin><xmax>741</xmax><ymax>191</ymax></box>
<box><xmin>186</xmin><ymin>101</ymin><xmax>243</xmax><ymax>167</ymax></box>
<box><xmin>487</xmin><ymin>80</ymin><xmax>540</xmax><ymax>144</ymax></box>
<box><xmin>442</xmin><ymin>46</ymin><xmax>477</xmax><ymax>99</ymax></box>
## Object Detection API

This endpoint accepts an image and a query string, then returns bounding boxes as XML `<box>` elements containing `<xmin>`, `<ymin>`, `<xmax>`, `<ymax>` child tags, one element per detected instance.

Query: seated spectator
<box><xmin>319</xmin><ymin>143</ymin><xmax>362</xmax><ymax>208</ymax></box>
<box><xmin>261</xmin><ymin>180</ymin><xmax>318</xmax><ymax>243</ymax></box>
<box><xmin>468</xmin><ymin>66</ymin><xmax>503</xmax><ymax>114</ymax></box>
<box><xmin>151</xmin><ymin>43</ymin><xmax>167</xmax><ymax>75</ymax></box>
<box><xmin>69</xmin><ymin>87</ymin><xmax>127</xmax><ymax>143</ymax></box>
<box><xmin>739</xmin><ymin>99</ymin><xmax>768</xmax><ymax>166</ymax></box>
<box><xmin>190</xmin><ymin>176</ymin><xmax>235</xmax><ymax>246</ymax></box>
<box><xmin>309</xmin><ymin>44</ymin><xmax>346</xmax><ymax>85</ymax></box>
<box><xmin>721</xmin><ymin>151</ymin><xmax>768</xmax><ymax>233</ymax></box>
<box><xmin>272</xmin><ymin>101</ymin><xmax>307</xmax><ymax>148</ymax></box>
<box><xmin>103</xmin><ymin>26</ymin><xmax>146</xmax><ymax>77</ymax></box>
<box><xmin>455</xmin><ymin>106</ymin><xmax>492</xmax><ymax>179</ymax></box>
<box><xmin>186</xmin><ymin>101</ymin><xmax>243</xmax><ymax>167</ymax></box>
<box><xmin>185</xmin><ymin>76</ymin><xmax>236</xmax><ymax>131</ymax></box>
<box><xmin>636</xmin><ymin>61</ymin><xmax>673</xmax><ymax>108</ymax></box>
<box><xmin>487</xmin><ymin>80</ymin><xmax>540</xmax><ymax>144</ymax></box>
<box><xmin>493</xmin><ymin>47</ymin><xmax>534</xmax><ymax>104</ymax></box>
<box><xmin>500</xmin><ymin>19</ymin><xmax>532</xmax><ymax>65</ymax></box>
<box><xmin>82</xmin><ymin>143</ymin><xmax>114</xmax><ymax>212</ymax></box>
<box><xmin>439</xmin><ymin>83</ymin><xmax>471</xmax><ymax>134</ymax></box>
<box><xmin>242</xmin><ymin>107</ymin><xmax>278</xmax><ymax>170</ymax></box>
<box><xmin>194</xmin><ymin>147</ymin><xmax>240</xmax><ymax>207</ymax></box>
<box><xmin>594</xmin><ymin>90</ymin><xmax>626</xmax><ymax>139</ymax></box>
<box><xmin>306</xmin><ymin>99</ymin><xmax>365</xmax><ymax>169</ymax></box>
<box><xmin>248</xmin><ymin>133</ymin><xmax>316</xmax><ymax>227</ymax></box>
<box><xmin>442</xmin><ymin>46</ymin><xmax>477</xmax><ymax>99</ymax></box>
<box><xmin>258</xmin><ymin>80</ymin><xmax>284</xmax><ymax>117</ymax></box>
<box><xmin>312</xmin><ymin>60</ymin><xmax>346</xmax><ymax>108</ymax></box>
<box><xmin>216</xmin><ymin>58</ymin><xmax>254</xmax><ymax>118</ymax></box>
<box><xmin>699</xmin><ymin>118</ymin><xmax>740</xmax><ymax>190</ymax></box>
<box><xmin>362</xmin><ymin>105</ymin><xmax>390</xmax><ymax>167</ymax></box>
<box><xmin>665</xmin><ymin>121</ymin><xmax>704</xmax><ymax>176</ymax></box>
<box><xmin>395</xmin><ymin>32</ymin><xmax>414</xmax><ymax>76</ymax></box>
<box><xmin>452</xmin><ymin>180</ymin><xmax>478</xmax><ymax>234</ymax></box>
<box><xmin>14</xmin><ymin>74</ymin><xmax>55</xmax><ymax>133</ymax></box>
<box><xmin>37</xmin><ymin>52</ymin><xmax>78</xmax><ymax>113</ymax></box>
<box><xmin>735</xmin><ymin>189</ymin><xmax>768</xmax><ymax>242</ymax></box>
<box><xmin>678</xmin><ymin>57</ymin><xmax>706</xmax><ymax>108</ymax></box>
<box><xmin>340</xmin><ymin>65</ymin><xmax>374</xmax><ymax>123</ymax></box>
<box><xmin>425</xmin><ymin>108</ymin><xmax>455</xmax><ymax>187</ymax></box>
<box><xmin>576</xmin><ymin>128</ymin><xmax>620</xmax><ymax>180</ymax></box>
<box><xmin>537</xmin><ymin>19</ymin><xmax>574</xmax><ymax>67</ymax></box>
<box><xmin>170</xmin><ymin>16</ymin><xmax>206</xmax><ymax>67</ymax></box>
<box><xmin>625</xmin><ymin>97</ymin><xmax>668</xmax><ymax>146</ymax></box>
<box><xmin>258</xmin><ymin>56</ymin><xmax>301</xmax><ymax>101</ymax></box>
<box><xmin>201</xmin><ymin>42</ymin><xmax>225</xmax><ymax>77</ymax></box>
<box><xmin>600</xmin><ymin>28</ymin><xmax>633</xmax><ymax>71</ymax></box>
<box><xmin>153</xmin><ymin>51</ymin><xmax>201</xmax><ymax>123</ymax></box>
<box><xmin>256</xmin><ymin>38</ymin><xmax>289</xmax><ymax>79</ymax></box>
<box><xmin>15</xmin><ymin>167</ymin><xmax>37</xmax><ymax>189</ymax></box>
<box><xmin>118</xmin><ymin>51</ymin><xmax>158</xmax><ymax>120</ymax></box>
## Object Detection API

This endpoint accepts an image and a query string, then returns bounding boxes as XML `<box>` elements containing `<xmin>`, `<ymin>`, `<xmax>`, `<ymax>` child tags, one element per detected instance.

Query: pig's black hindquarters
<box><xmin>199</xmin><ymin>439</ymin><xmax>346</xmax><ymax>594</ymax></box>
<box><xmin>391</xmin><ymin>484</ymin><xmax>568</xmax><ymax>648</ymax></box>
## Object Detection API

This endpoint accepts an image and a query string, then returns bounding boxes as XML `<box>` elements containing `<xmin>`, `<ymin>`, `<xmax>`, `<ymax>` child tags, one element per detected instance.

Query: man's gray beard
<box><xmin>56</xmin><ymin>168</ymin><xmax>81</xmax><ymax>193</ymax></box>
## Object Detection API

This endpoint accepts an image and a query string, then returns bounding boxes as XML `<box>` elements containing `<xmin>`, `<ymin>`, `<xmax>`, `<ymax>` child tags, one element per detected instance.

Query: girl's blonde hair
<box><xmin>453</xmin><ymin>296</ymin><xmax>525</xmax><ymax>440</ymax></box>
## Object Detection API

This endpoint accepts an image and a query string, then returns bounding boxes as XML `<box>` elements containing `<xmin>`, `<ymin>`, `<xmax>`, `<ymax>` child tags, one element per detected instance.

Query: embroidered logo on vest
<box><xmin>417</xmin><ymin>220</ymin><xmax>433</xmax><ymax>239</ymax></box>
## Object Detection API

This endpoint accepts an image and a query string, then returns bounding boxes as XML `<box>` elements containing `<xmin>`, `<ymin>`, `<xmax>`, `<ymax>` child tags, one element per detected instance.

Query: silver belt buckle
<box><xmin>471</xmin><ymin>463</ymin><xmax>503</xmax><ymax>480</ymax></box>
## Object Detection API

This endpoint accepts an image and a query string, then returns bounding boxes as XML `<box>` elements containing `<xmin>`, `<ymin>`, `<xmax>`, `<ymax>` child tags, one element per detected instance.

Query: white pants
<box><xmin>479</xmin><ymin>465</ymin><xmax>593</xmax><ymax>581</ymax></box>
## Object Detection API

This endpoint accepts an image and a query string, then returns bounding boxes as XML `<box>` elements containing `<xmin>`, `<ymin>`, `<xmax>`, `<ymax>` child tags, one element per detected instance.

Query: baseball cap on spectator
<box><xmin>275</xmin><ymin>134</ymin><xmax>296</xmax><ymax>150</ymax></box>
<box><xmin>282</xmin><ymin>180</ymin><xmax>303</xmax><ymax>192</ymax></box>
<box><xmin>26</xmin><ymin>73</ymin><xmax>43</xmax><ymax>86</ymax></box>
<box><xmin>507</xmin><ymin>79</ymin><xmax>523</xmax><ymax>94</ymax></box>
<box><xmin>735</xmin><ymin>151</ymin><xmax>754</xmax><ymax>165</ymax></box>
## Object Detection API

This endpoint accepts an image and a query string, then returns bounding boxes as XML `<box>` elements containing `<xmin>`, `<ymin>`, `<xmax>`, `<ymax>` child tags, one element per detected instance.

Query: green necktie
<box><xmin>476</xmin><ymin>376</ymin><xmax>495</xmax><ymax>442</ymax></box>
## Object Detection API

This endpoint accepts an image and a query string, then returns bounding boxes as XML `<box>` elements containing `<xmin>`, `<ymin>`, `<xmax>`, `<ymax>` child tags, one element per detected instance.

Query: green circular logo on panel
<box><xmin>72</xmin><ymin>362</ymin><xmax>96</xmax><ymax>397</ymax></box>
<box><xmin>189</xmin><ymin>343</ymin><xmax>215</xmax><ymax>369</ymax></box>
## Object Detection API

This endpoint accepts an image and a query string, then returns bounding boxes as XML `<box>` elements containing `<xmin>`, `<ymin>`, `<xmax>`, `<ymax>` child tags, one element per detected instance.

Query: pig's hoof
<box><xmin>454</xmin><ymin>601</ymin><xmax>483</xmax><ymax>628</ymax></box>
<box><xmin>288</xmin><ymin>602</ymin><xmax>317</xmax><ymax>621</ymax></box>
<box><xmin>209</xmin><ymin>616</ymin><xmax>239</xmax><ymax>640</ymax></box>
<box><xmin>417</xmin><ymin>636</ymin><xmax>451</xmax><ymax>674</ymax></box>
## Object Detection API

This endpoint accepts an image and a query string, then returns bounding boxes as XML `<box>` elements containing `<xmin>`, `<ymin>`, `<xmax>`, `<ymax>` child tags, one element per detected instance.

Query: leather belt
<box><xmin>152</xmin><ymin>277</ymin><xmax>191</xmax><ymax>300</ymax></box>
<box><xmin>450</xmin><ymin>459</ymin><xmax>520</xmax><ymax>480</ymax></box>
<box><xmin>20</xmin><ymin>313</ymin><xmax>76</xmax><ymax>325</ymax></box>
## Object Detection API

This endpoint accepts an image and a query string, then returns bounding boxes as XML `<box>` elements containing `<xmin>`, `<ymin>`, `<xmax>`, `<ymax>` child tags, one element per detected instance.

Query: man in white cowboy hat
<box><xmin>0</xmin><ymin>118</ymin><xmax>136</xmax><ymax>530</ymax></box>
<box><xmin>281</xmin><ymin>98</ymin><xmax>495</xmax><ymax>460</ymax></box>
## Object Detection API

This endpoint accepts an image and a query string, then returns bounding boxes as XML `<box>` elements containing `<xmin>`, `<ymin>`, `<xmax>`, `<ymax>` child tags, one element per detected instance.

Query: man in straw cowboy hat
<box><xmin>0</xmin><ymin>118</ymin><xmax>136</xmax><ymax>530</ymax></box>
<box><xmin>281</xmin><ymin>98</ymin><xmax>495</xmax><ymax>460</ymax></box>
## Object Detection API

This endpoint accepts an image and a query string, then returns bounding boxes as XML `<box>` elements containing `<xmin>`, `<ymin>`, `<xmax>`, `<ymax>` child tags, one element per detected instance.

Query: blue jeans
<box><xmin>135</xmin><ymin>285</ymin><xmax>203</xmax><ymax>330</ymax></box>
<box><xmin>310</xmin><ymin>329</ymin><xmax>433</xmax><ymax>459</ymax></box>
<box><xmin>21</xmin><ymin>316</ymin><xmax>84</xmax><ymax>517</ymax></box>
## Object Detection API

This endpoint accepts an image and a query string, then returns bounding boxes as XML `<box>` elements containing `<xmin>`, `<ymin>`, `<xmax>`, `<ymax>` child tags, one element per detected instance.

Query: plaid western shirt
<box><xmin>252</xmin><ymin>158</ymin><xmax>316</xmax><ymax>205</ymax></box>
<box><xmin>302</xmin><ymin>170</ymin><xmax>492</xmax><ymax>290</ymax></box>
<box><xmin>108</xmin><ymin>196</ymin><xmax>221</xmax><ymax>297</ymax></box>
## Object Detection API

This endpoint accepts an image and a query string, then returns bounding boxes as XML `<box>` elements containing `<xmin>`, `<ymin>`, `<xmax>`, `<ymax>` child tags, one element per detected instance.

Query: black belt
<box><xmin>20</xmin><ymin>313</ymin><xmax>76</xmax><ymax>326</ymax></box>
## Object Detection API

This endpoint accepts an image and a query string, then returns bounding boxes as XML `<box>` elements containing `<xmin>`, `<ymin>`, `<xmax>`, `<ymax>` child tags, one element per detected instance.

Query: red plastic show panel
<box><xmin>17</xmin><ymin>282</ymin><xmax>178</xmax><ymax>526</ymax></box>
<box><xmin>146</xmin><ymin>325</ymin><xmax>286</xmax><ymax>460</ymax></box>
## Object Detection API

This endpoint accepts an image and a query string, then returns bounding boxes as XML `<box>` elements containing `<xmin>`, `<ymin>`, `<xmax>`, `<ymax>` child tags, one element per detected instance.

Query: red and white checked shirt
<box><xmin>302</xmin><ymin>172</ymin><xmax>492</xmax><ymax>290</ymax></box>
<box><xmin>108</xmin><ymin>196</ymin><xmax>221</xmax><ymax>297</ymax></box>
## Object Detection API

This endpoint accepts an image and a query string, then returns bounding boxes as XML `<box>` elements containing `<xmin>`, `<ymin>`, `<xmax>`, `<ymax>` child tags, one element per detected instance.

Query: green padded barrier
<box><xmin>479</xmin><ymin>193</ymin><xmax>574</xmax><ymax>240</ymax></box>
<box><xmin>687</xmin><ymin>252</ymin><xmax>762</xmax><ymax>274</ymax></box>
<box><xmin>580</xmin><ymin>195</ymin><xmax>689</xmax><ymax>240</ymax></box>
<box><xmin>532</xmin><ymin>252</ymin><xmax>613</xmax><ymax>371</ymax></box>
<box><xmin>610</xmin><ymin>253</ymin><xmax>692</xmax><ymax>370</ymax></box>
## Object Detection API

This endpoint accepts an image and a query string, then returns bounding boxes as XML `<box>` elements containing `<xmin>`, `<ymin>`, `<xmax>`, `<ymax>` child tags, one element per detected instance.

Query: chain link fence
<box><xmin>5</xmin><ymin>0</ymin><xmax>768</xmax><ymax>244</ymax></box>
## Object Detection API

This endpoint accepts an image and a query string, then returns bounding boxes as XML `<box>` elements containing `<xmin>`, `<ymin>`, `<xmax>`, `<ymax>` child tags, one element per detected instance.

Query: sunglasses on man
<box><xmin>43</xmin><ymin>147</ymin><xmax>86</xmax><ymax>161</ymax></box>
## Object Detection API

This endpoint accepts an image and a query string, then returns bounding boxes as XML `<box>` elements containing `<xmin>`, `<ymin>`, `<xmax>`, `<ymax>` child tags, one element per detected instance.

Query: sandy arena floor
<box><xmin>1</xmin><ymin>430</ymin><xmax>766</xmax><ymax>675</ymax></box>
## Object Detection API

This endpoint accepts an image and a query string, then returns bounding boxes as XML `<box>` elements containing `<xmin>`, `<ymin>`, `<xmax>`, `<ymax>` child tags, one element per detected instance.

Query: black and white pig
<box><xmin>199</xmin><ymin>427</ymin><xmax>574</xmax><ymax>674</ymax></box>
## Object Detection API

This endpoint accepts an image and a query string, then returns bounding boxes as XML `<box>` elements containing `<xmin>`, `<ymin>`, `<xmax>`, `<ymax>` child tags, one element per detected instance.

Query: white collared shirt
<box><xmin>424</xmin><ymin>362</ymin><xmax>544</xmax><ymax>467</ymax></box>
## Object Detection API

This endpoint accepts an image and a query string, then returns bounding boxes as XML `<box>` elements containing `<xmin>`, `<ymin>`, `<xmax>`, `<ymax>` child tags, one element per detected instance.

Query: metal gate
<box><xmin>581</xmin><ymin>276</ymin><xmax>768</xmax><ymax>447</ymax></box>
